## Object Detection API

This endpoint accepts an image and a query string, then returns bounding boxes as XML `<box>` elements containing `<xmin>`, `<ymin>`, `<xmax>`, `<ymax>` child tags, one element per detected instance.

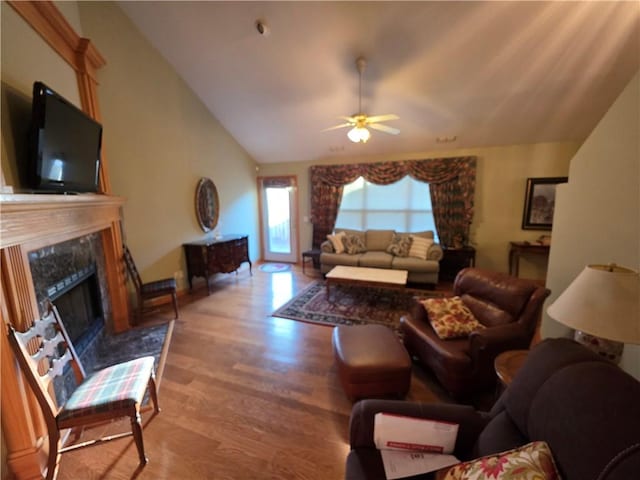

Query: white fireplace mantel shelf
<box><xmin>1</xmin><ymin>193</ymin><xmax>126</xmax><ymax>250</ymax></box>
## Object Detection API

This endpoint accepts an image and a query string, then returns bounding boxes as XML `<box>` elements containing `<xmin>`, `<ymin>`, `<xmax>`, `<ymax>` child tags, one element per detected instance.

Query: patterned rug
<box><xmin>272</xmin><ymin>281</ymin><xmax>442</xmax><ymax>333</ymax></box>
<box><xmin>259</xmin><ymin>263</ymin><xmax>292</xmax><ymax>273</ymax></box>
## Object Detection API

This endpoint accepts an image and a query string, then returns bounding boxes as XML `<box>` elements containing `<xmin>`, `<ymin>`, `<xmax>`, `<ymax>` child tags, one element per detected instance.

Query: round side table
<box><xmin>494</xmin><ymin>350</ymin><xmax>529</xmax><ymax>388</ymax></box>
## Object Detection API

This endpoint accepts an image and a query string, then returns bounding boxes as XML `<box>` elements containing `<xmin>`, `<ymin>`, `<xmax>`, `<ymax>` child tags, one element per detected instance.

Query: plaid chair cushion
<box><xmin>58</xmin><ymin>357</ymin><xmax>155</xmax><ymax>423</ymax></box>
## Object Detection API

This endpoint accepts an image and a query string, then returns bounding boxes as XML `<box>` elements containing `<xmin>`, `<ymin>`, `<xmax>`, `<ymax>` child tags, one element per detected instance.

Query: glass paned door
<box><xmin>260</xmin><ymin>177</ymin><xmax>298</xmax><ymax>263</ymax></box>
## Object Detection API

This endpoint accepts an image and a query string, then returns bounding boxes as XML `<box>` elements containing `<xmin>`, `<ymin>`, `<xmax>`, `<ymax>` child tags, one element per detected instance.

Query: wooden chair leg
<box><xmin>130</xmin><ymin>410</ymin><xmax>148</xmax><ymax>465</ymax></box>
<box><xmin>171</xmin><ymin>292</ymin><xmax>179</xmax><ymax>319</ymax></box>
<box><xmin>46</xmin><ymin>429</ymin><xmax>60</xmax><ymax>480</ymax></box>
<box><xmin>136</xmin><ymin>294</ymin><xmax>143</xmax><ymax>325</ymax></box>
<box><xmin>148</xmin><ymin>372</ymin><xmax>160</xmax><ymax>413</ymax></box>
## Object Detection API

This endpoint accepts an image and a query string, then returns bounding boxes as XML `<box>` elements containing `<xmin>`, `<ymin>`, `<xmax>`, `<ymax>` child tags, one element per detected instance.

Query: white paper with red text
<box><xmin>374</xmin><ymin>412</ymin><xmax>459</xmax><ymax>454</ymax></box>
<box><xmin>379</xmin><ymin>450</ymin><xmax>459</xmax><ymax>480</ymax></box>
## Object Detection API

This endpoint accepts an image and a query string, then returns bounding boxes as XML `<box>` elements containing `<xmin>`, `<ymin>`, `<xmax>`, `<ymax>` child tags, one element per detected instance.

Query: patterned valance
<box><xmin>310</xmin><ymin>157</ymin><xmax>475</xmax><ymax>187</ymax></box>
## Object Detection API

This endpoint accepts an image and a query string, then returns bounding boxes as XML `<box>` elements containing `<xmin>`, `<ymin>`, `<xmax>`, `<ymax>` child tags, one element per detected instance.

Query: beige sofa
<box><xmin>320</xmin><ymin>229</ymin><xmax>443</xmax><ymax>285</ymax></box>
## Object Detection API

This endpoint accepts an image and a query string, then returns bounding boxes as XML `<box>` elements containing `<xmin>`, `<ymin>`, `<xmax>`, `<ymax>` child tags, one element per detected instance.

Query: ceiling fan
<box><xmin>324</xmin><ymin>57</ymin><xmax>400</xmax><ymax>143</ymax></box>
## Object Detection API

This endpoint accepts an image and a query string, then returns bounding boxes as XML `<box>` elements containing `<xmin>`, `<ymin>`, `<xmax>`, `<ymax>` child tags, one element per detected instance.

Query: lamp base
<box><xmin>574</xmin><ymin>330</ymin><xmax>624</xmax><ymax>364</ymax></box>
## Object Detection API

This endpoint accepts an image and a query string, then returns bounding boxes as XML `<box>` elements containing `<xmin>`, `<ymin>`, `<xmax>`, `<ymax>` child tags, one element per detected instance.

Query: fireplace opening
<box><xmin>48</xmin><ymin>264</ymin><xmax>104</xmax><ymax>356</ymax></box>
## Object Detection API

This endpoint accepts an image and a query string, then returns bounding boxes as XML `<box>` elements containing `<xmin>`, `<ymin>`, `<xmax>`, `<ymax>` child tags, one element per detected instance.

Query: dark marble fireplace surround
<box><xmin>28</xmin><ymin>233</ymin><xmax>113</xmax><ymax>404</ymax></box>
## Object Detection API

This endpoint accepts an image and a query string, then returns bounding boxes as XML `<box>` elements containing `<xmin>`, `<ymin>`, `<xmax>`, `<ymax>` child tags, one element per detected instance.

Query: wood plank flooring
<box><xmin>57</xmin><ymin>264</ymin><xmax>454</xmax><ymax>480</ymax></box>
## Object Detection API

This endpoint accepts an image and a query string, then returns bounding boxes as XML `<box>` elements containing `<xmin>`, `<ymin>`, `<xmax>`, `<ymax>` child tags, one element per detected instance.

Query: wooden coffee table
<box><xmin>325</xmin><ymin>266</ymin><xmax>408</xmax><ymax>301</ymax></box>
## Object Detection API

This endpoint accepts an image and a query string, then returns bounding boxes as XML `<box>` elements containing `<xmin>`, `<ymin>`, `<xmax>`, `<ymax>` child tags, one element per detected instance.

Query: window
<box><xmin>335</xmin><ymin>176</ymin><xmax>438</xmax><ymax>240</ymax></box>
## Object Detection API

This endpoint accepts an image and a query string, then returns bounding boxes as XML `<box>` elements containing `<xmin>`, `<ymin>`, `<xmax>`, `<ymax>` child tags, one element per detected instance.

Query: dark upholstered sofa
<box><xmin>401</xmin><ymin>268</ymin><xmax>550</xmax><ymax>397</ymax></box>
<box><xmin>345</xmin><ymin>338</ymin><xmax>640</xmax><ymax>480</ymax></box>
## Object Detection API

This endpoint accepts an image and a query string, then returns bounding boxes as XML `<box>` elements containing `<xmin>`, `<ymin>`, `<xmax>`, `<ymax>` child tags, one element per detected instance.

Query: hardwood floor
<box><xmin>57</xmin><ymin>264</ymin><xmax>454</xmax><ymax>480</ymax></box>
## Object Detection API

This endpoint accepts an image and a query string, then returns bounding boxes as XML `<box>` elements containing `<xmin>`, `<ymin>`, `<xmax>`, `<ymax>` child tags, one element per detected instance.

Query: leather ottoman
<box><xmin>332</xmin><ymin>324</ymin><xmax>412</xmax><ymax>401</ymax></box>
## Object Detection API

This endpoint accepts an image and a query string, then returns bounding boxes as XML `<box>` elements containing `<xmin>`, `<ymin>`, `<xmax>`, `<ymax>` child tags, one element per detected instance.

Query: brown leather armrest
<box><xmin>470</xmin><ymin>322</ymin><xmax>530</xmax><ymax>351</ymax></box>
<box><xmin>468</xmin><ymin>322</ymin><xmax>531</xmax><ymax>368</ymax></box>
<box><xmin>349</xmin><ymin>399</ymin><xmax>489</xmax><ymax>459</ymax></box>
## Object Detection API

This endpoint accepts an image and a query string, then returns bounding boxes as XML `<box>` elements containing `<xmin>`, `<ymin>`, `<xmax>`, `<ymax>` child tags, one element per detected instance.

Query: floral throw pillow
<box><xmin>421</xmin><ymin>296</ymin><xmax>485</xmax><ymax>339</ymax></box>
<box><xmin>386</xmin><ymin>234</ymin><xmax>413</xmax><ymax>257</ymax></box>
<box><xmin>443</xmin><ymin>441</ymin><xmax>561</xmax><ymax>480</ymax></box>
<box><xmin>343</xmin><ymin>234</ymin><xmax>367</xmax><ymax>255</ymax></box>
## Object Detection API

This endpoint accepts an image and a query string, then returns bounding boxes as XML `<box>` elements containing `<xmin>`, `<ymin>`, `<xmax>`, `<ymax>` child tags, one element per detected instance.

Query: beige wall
<box><xmin>259</xmin><ymin>141</ymin><xmax>579</xmax><ymax>279</ymax></box>
<box><xmin>544</xmin><ymin>71</ymin><xmax>639</xmax><ymax>378</ymax></box>
<box><xmin>76</xmin><ymin>2</ymin><xmax>259</xmax><ymax>290</ymax></box>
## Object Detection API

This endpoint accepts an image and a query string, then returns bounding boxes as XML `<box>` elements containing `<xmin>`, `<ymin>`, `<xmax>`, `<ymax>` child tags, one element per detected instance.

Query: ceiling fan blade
<box><xmin>366</xmin><ymin>114</ymin><xmax>399</xmax><ymax>124</ymax></box>
<box><xmin>338</xmin><ymin>115</ymin><xmax>357</xmax><ymax>122</ymax></box>
<box><xmin>322</xmin><ymin>123</ymin><xmax>353</xmax><ymax>132</ymax></box>
<box><xmin>369</xmin><ymin>123</ymin><xmax>400</xmax><ymax>135</ymax></box>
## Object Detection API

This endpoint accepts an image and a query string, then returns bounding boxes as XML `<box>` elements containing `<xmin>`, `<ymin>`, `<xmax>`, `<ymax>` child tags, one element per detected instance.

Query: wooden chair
<box><xmin>7</xmin><ymin>301</ymin><xmax>160</xmax><ymax>480</ymax></box>
<box><xmin>123</xmin><ymin>245</ymin><xmax>179</xmax><ymax>323</ymax></box>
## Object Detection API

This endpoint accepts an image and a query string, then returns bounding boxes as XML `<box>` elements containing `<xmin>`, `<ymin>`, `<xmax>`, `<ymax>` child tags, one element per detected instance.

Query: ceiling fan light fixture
<box><xmin>348</xmin><ymin>126</ymin><xmax>370</xmax><ymax>143</ymax></box>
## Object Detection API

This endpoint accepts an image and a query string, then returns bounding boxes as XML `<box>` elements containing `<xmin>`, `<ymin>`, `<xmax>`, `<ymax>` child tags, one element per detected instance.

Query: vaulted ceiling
<box><xmin>119</xmin><ymin>1</ymin><xmax>640</xmax><ymax>164</ymax></box>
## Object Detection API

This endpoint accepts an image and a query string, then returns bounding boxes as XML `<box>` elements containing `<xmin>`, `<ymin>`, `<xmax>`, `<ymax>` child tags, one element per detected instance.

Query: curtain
<box><xmin>310</xmin><ymin>182</ymin><xmax>344</xmax><ymax>248</ymax></box>
<box><xmin>309</xmin><ymin>157</ymin><xmax>476</xmax><ymax>247</ymax></box>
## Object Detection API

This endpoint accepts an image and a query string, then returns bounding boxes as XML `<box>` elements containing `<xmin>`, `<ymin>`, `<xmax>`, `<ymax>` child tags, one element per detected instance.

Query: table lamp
<box><xmin>546</xmin><ymin>264</ymin><xmax>640</xmax><ymax>364</ymax></box>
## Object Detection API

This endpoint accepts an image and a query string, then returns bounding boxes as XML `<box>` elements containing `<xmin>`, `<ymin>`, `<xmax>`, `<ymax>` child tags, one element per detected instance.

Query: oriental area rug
<box><xmin>272</xmin><ymin>281</ymin><xmax>442</xmax><ymax>333</ymax></box>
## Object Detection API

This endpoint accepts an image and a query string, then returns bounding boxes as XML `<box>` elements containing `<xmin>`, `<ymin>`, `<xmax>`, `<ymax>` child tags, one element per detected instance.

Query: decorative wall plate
<box><xmin>195</xmin><ymin>177</ymin><xmax>219</xmax><ymax>232</ymax></box>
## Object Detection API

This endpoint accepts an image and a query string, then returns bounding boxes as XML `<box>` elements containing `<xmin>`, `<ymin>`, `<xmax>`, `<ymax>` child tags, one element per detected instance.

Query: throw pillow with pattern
<box><xmin>343</xmin><ymin>234</ymin><xmax>367</xmax><ymax>255</ymax></box>
<box><xmin>443</xmin><ymin>441</ymin><xmax>561</xmax><ymax>480</ymax></box>
<box><xmin>421</xmin><ymin>296</ymin><xmax>485</xmax><ymax>339</ymax></box>
<box><xmin>386</xmin><ymin>234</ymin><xmax>413</xmax><ymax>257</ymax></box>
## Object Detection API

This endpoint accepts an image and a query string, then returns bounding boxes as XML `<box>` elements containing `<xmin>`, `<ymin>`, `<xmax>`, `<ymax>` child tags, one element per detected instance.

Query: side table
<box><xmin>494</xmin><ymin>350</ymin><xmax>529</xmax><ymax>388</ymax></box>
<box><xmin>440</xmin><ymin>247</ymin><xmax>476</xmax><ymax>282</ymax></box>
<box><xmin>508</xmin><ymin>242</ymin><xmax>549</xmax><ymax>277</ymax></box>
<box><xmin>301</xmin><ymin>248</ymin><xmax>321</xmax><ymax>274</ymax></box>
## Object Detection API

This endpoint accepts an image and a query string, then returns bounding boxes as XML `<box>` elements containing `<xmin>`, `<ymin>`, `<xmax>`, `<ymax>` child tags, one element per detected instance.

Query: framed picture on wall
<box><xmin>521</xmin><ymin>177</ymin><xmax>568</xmax><ymax>230</ymax></box>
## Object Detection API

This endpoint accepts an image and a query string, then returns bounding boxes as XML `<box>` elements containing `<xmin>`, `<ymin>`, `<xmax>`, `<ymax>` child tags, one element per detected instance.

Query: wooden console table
<box><xmin>508</xmin><ymin>242</ymin><xmax>550</xmax><ymax>277</ymax></box>
<box><xmin>183</xmin><ymin>234</ymin><xmax>252</xmax><ymax>294</ymax></box>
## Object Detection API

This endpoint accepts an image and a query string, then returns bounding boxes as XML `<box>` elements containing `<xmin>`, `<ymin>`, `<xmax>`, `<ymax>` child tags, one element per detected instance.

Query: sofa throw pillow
<box><xmin>387</xmin><ymin>234</ymin><xmax>411</xmax><ymax>256</ymax></box>
<box><xmin>386</xmin><ymin>234</ymin><xmax>413</xmax><ymax>257</ymax></box>
<box><xmin>326</xmin><ymin>231</ymin><xmax>346</xmax><ymax>254</ymax></box>
<box><xmin>343</xmin><ymin>234</ymin><xmax>367</xmax><ymax>255</ymax></box>
<box><xmin>409</xmin><ymin>235</ymin><xmax>434</xmax><ymax>260</ymax></box>
<box><xmin>443</xmin><ymin>441</ymin><xmax>561</xmax><ymax>480</ymax></box>
<box><xmin>421</xmin><ymin>296</ymin><xmax>485</xmax><ymax>340</ymax></box>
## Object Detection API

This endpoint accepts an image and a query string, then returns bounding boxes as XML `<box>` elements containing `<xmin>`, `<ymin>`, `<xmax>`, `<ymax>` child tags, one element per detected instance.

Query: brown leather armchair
<box><xmin>400</xmin><ymin>268</ymin><xmax>550</xmax><ymax>398</ymax></box>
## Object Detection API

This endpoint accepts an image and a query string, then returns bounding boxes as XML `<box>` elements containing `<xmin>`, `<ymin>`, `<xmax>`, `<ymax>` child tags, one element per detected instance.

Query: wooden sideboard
<box><xmin>183</xmin><ymin>234</ymin><xmax>252</xmax><ymax>294</ymax></box>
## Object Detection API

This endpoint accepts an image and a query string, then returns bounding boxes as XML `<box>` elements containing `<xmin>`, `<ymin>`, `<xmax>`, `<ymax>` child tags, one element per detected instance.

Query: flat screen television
<box><xmin>28</xmin><ymin>81</ymin><xmax>102</xmax><ymax>193</ymax></box>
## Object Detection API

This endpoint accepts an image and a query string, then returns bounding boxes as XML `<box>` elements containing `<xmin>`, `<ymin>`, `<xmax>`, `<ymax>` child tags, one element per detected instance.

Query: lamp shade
<box><xmin>547</xmin><ymin>264</ymin><xmax>640</xmax><ymax>344</ymax></box>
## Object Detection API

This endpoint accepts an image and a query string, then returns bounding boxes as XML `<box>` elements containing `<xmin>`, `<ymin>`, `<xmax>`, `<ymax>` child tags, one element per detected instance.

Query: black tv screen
<box><xmin>29</xmin><ymin>82</ymin><xmax>102</xmax><ymax>193</ymax></box>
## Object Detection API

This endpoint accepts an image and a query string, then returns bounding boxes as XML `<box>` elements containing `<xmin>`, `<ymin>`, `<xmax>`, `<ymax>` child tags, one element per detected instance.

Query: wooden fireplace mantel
<box><xmin>1</xmin><ymin>193</ymin><xmax>125</xmax><ymax>248</ymax></box>
<box><xmin>0</xmin><ymin>193</ymin><xmax>130</xmax><ymax>331</ymax></box>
